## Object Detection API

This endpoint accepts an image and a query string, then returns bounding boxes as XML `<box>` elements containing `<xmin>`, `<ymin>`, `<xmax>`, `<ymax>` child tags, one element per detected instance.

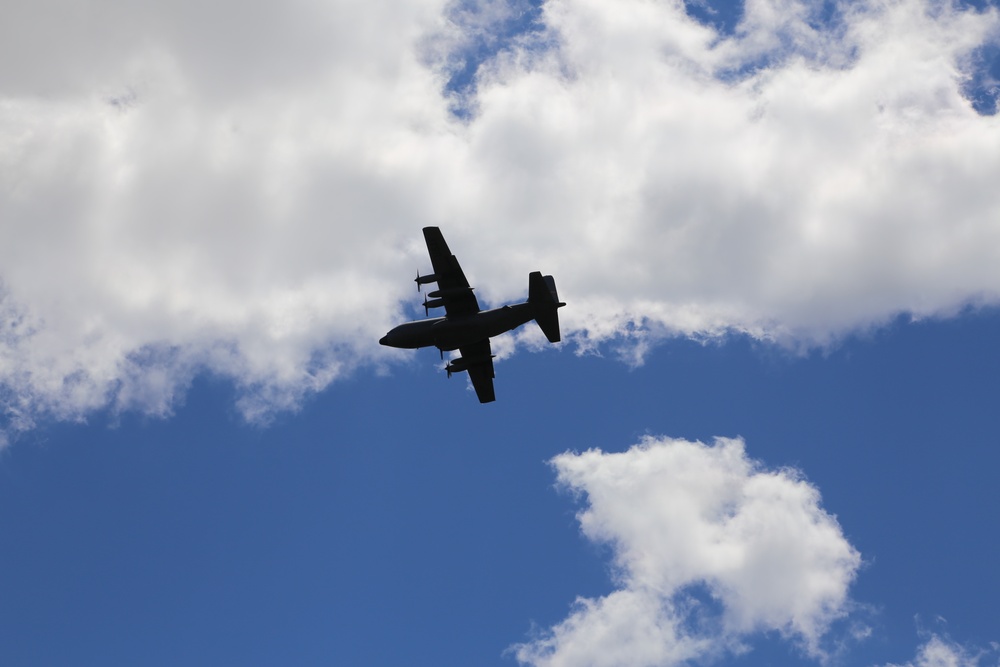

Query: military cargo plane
<box><xmin>379</xmin><ymin>227</ymin><xmax>565</xmax><ymax>403</ymax></box>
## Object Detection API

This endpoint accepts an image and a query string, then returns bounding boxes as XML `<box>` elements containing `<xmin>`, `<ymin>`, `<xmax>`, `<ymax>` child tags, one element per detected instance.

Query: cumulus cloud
<box><xmin>3</xmin><ymin>0</ymin><xmax>1000</xmax><ymax>431</ymax></box>
<box><xmin>512</xmin><ymin>436</ymin><xmax>861</xmax><ymax>666</ymax></box>
<box><xmin>1</xmin><ymin>0</ymin><xmax>461</xmax><ymax>431</ymax></box>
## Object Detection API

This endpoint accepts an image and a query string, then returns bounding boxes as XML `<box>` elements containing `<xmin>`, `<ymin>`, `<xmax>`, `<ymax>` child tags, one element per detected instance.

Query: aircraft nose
<box><xmin>379</xmin><ymin>334</ymin><xmax>390</xmax><ymax>346</ymax></box>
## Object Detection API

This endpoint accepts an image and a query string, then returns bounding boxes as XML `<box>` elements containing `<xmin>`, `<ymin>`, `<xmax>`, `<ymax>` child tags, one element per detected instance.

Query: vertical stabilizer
<box><xmin>528</xmin><ymin>271</ymin><xmax>566</xmax><ymax>343</ymax></box>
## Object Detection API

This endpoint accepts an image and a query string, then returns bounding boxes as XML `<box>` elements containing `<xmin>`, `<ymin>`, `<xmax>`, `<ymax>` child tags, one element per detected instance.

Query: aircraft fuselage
<box><xmin>380</xmin><ymin>226</ymin><xmax>564</xmax><ymax>402</ymax></box>
<box><xmin>379</xmin><ymin>303</ymin><xmax>535</xmax><ymax>352</ymax></box>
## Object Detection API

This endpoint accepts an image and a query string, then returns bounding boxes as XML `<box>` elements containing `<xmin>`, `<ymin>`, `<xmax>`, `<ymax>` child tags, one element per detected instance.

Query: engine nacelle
<box><xmin>415</xmin><ymin>272</ymin><xmax>439</xmax><ymax>290</ymax></box>
<box><xmin>423</xmin><ymin>297</ymin><xmax>446</xmax><ymax>315</ymax></box>
<box><xmin>427</xmin><ymin>286</ymin><xmax>474</xmax><ymax>298</ymax></box>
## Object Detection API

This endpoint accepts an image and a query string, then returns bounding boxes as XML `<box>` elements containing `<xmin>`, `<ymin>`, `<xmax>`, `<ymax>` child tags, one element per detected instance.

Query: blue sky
<box><xmin>2</xmin><ymin>311</ymin><xmax>999</xmax><ymax>665</ymax></box>
<box><xmin>2</xmin><ymin>0</ymin><xmax>1000</xmax><ymax>665</ymax></box>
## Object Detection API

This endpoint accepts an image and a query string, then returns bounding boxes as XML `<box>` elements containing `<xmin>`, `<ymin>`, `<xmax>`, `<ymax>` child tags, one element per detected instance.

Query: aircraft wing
<box><xmin>423</xmin><ymin>226</ymin><xmax>481</xmax><ymax>317</ymax></box>
<box><xmin>459</xmin><ymin>339</ymin><xmax>496</xmax><ymax>403</ymax></box>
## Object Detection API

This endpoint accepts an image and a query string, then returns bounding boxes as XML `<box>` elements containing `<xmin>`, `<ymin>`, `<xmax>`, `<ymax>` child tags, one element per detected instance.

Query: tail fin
<box><xmin>528</xmin><ymin>271</ymin><xmax>566</xmax><ymax>343</ymax></box>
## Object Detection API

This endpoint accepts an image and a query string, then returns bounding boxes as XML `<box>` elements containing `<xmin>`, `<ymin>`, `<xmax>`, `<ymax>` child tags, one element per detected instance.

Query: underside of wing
<box><xmin>457</xmin><ymin>339</ymin><xmax>496</xmax><ymax>403</ymax></box>
<box><xmin>422</xmin><ymin>227</ymin><xmax>480</xmax><ymax>317</ymax></box>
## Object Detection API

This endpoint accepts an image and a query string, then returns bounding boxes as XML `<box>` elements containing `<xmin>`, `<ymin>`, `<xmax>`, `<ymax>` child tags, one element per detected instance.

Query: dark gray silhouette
<box><xmin>380</xmin><ymin>227</ymin><xmax>565</xmax><ymax>403</ymax></box>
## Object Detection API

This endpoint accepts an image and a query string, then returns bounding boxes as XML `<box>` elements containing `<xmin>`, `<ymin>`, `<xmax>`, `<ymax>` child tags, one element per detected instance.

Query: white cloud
<box><xmin>512</xmin><ymin>436</ymin><xmax>861</xmax><ymax>666</ymax></box>
<box><xmin>0</xmin><ymin>0</ymin><xmax>461</xmax><ymax>431</ymax></box>
<box><xmin>465</xmin><ymin>0</ymin><xmax>1000</xmax><ymax>344</ymax></box>
<box><xmin>882</xmin><ymin>634</ymin><xmax>992</xmax><ymax>667</ymax></box>
<box><xmin>3</xmin><ymin>0</ymin><xmax>1000</xmax><ymax>431</ymax></box>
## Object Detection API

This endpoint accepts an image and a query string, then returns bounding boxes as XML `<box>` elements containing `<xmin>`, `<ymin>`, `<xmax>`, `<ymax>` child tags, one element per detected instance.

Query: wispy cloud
<box><xmin>880</xmin><ymin>633</ymin><xmax>996</xmax><ymax>667</ymax></box>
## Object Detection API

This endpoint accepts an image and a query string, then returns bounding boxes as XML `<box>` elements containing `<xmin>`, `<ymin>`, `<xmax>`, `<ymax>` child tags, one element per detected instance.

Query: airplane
<box><xmin>379</xmin><ymin>226</ymin><xmax>566</xmax><ymax>403</ymax></box>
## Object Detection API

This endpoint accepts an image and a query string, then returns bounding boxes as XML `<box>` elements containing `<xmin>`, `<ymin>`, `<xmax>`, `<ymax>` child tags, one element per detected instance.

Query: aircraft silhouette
<box><xmin>379</xmin><ymin>227</ymin><xmax>565</xmax><ymax>403</ymax></box>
